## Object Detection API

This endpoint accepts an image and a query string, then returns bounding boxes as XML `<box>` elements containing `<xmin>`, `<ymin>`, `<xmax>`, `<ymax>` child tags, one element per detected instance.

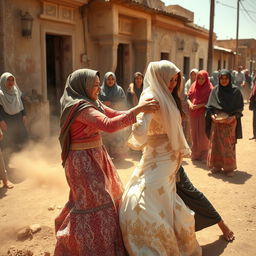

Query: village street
<box><xmin>0</xmin><ymin>106</ymin><xmax>255</xmax><ymax>256</ymax></box>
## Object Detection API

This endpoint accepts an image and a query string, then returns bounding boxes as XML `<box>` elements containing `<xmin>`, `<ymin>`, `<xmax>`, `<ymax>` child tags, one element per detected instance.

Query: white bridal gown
<box><xmin>119</xmin><ymin>111</ymin><xmax>202</xmax><ymax>256</ymax></box>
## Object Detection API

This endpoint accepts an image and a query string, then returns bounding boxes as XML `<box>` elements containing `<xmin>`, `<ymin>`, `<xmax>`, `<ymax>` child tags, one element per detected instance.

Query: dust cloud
<box><xmin>8</xmin><ymin>135</ymin><xmax>67</xmax><ymax>190</ymax></box>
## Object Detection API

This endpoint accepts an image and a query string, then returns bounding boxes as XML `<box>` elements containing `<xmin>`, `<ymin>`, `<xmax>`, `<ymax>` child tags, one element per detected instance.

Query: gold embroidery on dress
<box><xmin>175</xmin><ymin>226</ymin><xmax>200</xmax><ymax>255</ymax></box>
<box><xmin>148</xmin><ymin>118</ymin><xmax>164</xmax><ymax>135</ymax></box>
<box><xmin>124</xmin><ymin>219</ymin><xmax>183</xmax><ymax>255</ymax></box>
<box><xmin>134</xmin><ymin>205</ymin><xmax>142</xmax><ymax>215</ymax></box>
<box><xmin>157</xmin><ymin>186</ymin><xmax>165</xmax><ymax>196</ymax></box>
<box><xmin>159</xmin><ymin>210</ymin><xmax>165</xmax><ymax>219</ymax></box>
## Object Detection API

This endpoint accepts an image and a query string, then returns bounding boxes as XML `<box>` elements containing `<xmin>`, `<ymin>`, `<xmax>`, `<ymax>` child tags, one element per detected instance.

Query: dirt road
<box><xmin>0</xmin><ymin>106</ymin><xmax>255</xmax><ymax>256</ymax></box>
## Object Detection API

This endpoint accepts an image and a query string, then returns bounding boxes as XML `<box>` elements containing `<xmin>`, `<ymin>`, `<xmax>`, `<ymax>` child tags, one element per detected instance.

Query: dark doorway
<box><xmin>161</xmin><ymin>52</ymin><xmax>169</xmax><ymax>60</ymax></box>
<box><xmin>199</xmin><ymin>58</ymin><xmax>204</xmax><ymax>70</ymax></box>
<box><xmin>115</xmin><ymin>44</ymin><xmax>125</xmax><ymax>86</ymax></box>
<box><xmin>46</xmin><ymin>34</ymin><xmax>72</xmax><ymax>133</ymax></box>
<box><xmin>115</xmin><ymin>43</ymin><xmax>130</xmax><ymax>88</ymax></box>
<box><xmin>183</xmin><ymin>56</ymin><xmax>190</xmax><ymax>81</ymax></box>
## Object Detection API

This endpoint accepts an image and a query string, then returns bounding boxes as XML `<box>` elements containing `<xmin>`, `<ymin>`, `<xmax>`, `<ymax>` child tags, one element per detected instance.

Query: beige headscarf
<box><xmin>0</xmin><ymin>72</ymin><xmax>24</xmax><ymax>115</ymax></box>
<box><xmin>140</xmin><ymin>60</ymin><xmax>190</xmax><ymax>156</ymax></box>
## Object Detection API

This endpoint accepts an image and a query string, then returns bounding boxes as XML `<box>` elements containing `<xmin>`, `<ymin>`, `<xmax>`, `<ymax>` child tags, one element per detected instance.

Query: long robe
<box><xmin>119</xmin><ymin>112</ymin><xmax>201</xmax><ymax>256</ymax></box>
<box><xmin>54</xmin><ymin>106</ymin><xmax>135</xmax><ymax>256</ymax></box>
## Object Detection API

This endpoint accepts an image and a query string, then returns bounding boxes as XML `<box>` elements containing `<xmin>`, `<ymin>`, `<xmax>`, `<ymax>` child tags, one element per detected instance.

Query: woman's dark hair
<box><xmin>172</xmin><ymin>72</ymin><xmax>184</xmax><ymax>118</ymax></box>
<box><xmin>133</xmin><ymin>72</ymin><xmax>144</xmax><ymax>86</ymax></box>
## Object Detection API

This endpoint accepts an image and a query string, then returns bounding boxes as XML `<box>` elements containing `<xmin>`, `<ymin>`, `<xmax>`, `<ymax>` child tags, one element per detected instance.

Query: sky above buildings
<box><xmin>163</xmin><ymin>0</ymin><xmax>256</xmax><ymax>39</ymax></box>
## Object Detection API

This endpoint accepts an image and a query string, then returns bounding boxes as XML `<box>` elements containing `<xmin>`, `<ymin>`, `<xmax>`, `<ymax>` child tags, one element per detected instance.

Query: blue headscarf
<box><xmin>99</xmin><ymin>72</ymin><xmax>126</xmax><ymax>103</ymax></box>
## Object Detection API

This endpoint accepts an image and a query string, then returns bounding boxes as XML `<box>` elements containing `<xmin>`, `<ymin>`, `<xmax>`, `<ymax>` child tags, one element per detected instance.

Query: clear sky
<box><xmin>163</xmin><ymin>0</ymin><xmax>256</xmax><ymax>39</ymax></box>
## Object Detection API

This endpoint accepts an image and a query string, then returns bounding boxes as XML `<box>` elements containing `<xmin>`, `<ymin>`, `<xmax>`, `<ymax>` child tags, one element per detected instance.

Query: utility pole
<box><xmin>207</xmin><ymin>0</ymin><xmax>215</xmax><ymax>75</ymax></box>
<box><xmin>235</xmin><ymin>0</ymin><xmax>240</xmax><ymax>68</ymax></box>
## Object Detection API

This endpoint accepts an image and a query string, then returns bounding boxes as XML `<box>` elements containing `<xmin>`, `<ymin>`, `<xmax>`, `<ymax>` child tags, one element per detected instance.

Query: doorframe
<box><xmin>40</xmin><ymin>22</ymin><xmax>75</xmax><ymax>102</ymax></box>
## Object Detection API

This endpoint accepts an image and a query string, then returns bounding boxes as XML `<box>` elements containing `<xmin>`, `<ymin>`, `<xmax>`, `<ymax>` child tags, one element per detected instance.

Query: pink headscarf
<box><xmin>188</xmin><ymin>70</ymin><xmax>213</xmax><ymax>117</ymax></box>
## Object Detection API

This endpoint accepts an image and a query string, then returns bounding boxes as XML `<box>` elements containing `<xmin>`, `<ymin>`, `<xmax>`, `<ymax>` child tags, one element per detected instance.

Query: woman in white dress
<box><xmin>119</xmin><ymin>60</ymin><xmax>202</xmax><ymax>256</ymax></box>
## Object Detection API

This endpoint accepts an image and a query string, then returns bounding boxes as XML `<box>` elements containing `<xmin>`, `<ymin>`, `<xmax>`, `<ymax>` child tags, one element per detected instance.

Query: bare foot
<box><xmin>3</xmin><ymin>181</ymin><xmax>14</xmax><ymax>189</ymax></box>
<box><xmin>218</xmin><ymin>220</ymin><xmax>235</xmax><ymax>242</ymax></box>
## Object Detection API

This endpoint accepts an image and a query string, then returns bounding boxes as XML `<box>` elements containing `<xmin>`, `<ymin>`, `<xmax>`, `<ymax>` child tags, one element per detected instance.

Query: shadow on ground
<box><xmin>208</xmin><ymin>170</ymin><xmax>252</xmax><ymax>184</ymax></box>
<box><xmin>202</xmin><ymin>236</ymin><xmax>230</xmax><ymax>256</ymax></box>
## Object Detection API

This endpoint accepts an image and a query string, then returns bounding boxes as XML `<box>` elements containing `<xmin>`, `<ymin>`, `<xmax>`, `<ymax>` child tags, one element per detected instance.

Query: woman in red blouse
<box><xmin>54</xmin><ymin>68</ymin><xmax>159</xmax><ymax>256</ymax></box>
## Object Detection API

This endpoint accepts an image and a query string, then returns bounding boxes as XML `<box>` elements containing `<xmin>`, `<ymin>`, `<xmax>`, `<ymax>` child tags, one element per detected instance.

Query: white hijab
<box><xmin>0</xmin><ymin>72</ymin><xmax>24</xmax><ymax>115</ymax></box>
<box><xmin>141</xmin><ymin>60</ymin><xmax>190</xmax><ymax>156</ymax></box>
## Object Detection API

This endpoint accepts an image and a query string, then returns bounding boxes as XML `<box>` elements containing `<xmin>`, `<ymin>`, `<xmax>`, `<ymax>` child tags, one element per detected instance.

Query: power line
<box><xmin>246</xmin><ymin>0</ymin><xmax>256</xmax><ymax>12</ymax></box>
<box><xmin>216</xmin><ymin>0</ymin><xmax>256</xmax><ymax>14</ymax></box>
<box><xmin>240</xmin><ymin>1</ymin><xmax>256</xmax><ymax>24</ymax></box>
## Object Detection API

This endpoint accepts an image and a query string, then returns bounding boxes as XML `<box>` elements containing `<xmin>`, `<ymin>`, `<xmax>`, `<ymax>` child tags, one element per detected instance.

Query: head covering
<box><xmin>59</xmin><ymin>68</ymin><xmax>103</xmax><ymax>166</ymax></box>
<box><xmin>0</xmin><ymin>72</ymin><xmax>24</xmax><ymax>115</ymax></box>
<box><xmin>184</xmin><ymin>68</ymin><xmax>199</xmax><ymax>95</ymax></box>
<box><xmin>205</xmin><ymin>69</ymin><xmax>244</xmax><ymax>138</ymax></box>
<box><xmin>99</xmin><ymin>72</ymin><xmax>126</xmax><ymax>103</ymax></box>
<box><xmin>138</xmin><ymin>60</ymin><xmax>190</xmax><ymax>156</ymax></box>
<box><xmin>190</xmin><ymin>68</ymin><xmax>199</xmax><ymax>77</ymax></box>
<box><xmin>211</xmin><ymin>70</ymin><xmax>220</xmax><ymax>86</ymax></box>
<box><xmin>188</xmin><ymin>70</ymin><xmax>213</xmax><ymax>117</ymax></box>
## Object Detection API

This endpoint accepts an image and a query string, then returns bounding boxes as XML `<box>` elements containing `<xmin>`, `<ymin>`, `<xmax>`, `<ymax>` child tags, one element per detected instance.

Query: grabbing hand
<box><xmin>138</xmin><ymin>98</ymin><xmax>160</xmax><ymax>113</ymax></box>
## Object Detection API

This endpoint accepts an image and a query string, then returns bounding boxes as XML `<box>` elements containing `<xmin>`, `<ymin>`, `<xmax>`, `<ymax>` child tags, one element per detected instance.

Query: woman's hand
<box><xmin>0</xmin><ymin>120</ymin><xmax>7</xmax><ymax>131</ymax></box>
<box><xmin>132</xmin><ymin>98</ymin><xmax>160</xmax><ymax>116</ymax></box>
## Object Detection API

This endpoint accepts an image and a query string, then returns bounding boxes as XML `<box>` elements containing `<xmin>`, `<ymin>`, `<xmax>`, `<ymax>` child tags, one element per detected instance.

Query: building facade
<box><xmin>0</xmin><ymin>0</ymin><xmax>211</xmax><ymax>136</ymax></box>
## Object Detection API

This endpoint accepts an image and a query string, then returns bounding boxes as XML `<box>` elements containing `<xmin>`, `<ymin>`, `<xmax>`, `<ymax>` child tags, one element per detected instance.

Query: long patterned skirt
<box><xmin>207</xmin><ymin>118</ymin><xmax>237</xmax><ymax>171</ymax></box>
<box><xmin>54</xmin><ymin>146</ymin><xmax>127</xmax><ymax>256</ymax></box>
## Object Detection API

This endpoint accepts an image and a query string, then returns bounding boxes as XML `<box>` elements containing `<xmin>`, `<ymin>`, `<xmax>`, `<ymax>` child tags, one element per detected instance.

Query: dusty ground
<box><xmin>0</xmin><ymin>106</ymin><xmax>255</xmax><ymax>256</ymax></box>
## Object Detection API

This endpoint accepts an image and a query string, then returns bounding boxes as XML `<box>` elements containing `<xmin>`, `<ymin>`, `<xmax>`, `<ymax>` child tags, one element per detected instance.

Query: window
<box><xmin>161</xmin><ymin>52</ymin><xmax>169</xmax><ymax>60</ymax></box>
<box><xmin>218</xmin><ymin>60</ymin><xmax>221</xmax><ymax>70</ymax></box>
<box><xmin>183</xmin><ymin>57</ymin><xmax>190</xmax><ymax>80</ymax></box>
<box><xmin>199</xmin><ymin>58</ymin><xmax>204</xmax><ymax>70</ymax></box>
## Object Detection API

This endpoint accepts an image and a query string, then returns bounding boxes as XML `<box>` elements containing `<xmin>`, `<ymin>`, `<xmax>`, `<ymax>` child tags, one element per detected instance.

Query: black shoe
<box><xmin>249</xmin><ymin>137</ymin><xmax>256</xmax><ymax>140</ymax></box>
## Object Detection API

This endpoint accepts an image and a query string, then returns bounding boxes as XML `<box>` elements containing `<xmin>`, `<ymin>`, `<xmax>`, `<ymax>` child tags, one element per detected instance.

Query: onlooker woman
<box><xmin>187</xmin><ymin>70</ymin><xmax>213</xmax><ymax>162</ymax></box>
<box><xmin>99</xmin><ymin>72</ymin><xmax>126</xmax><ymax>109</ymax></box>
<box><xmin>54</xmin><ymin>68</ymin><xmax>159</xmax><ymax>256</ymax></box>
<box><xmin>184</xmin><ymin>68</ymin><xmax>198</xmax><ymax>95</ymax></box>
<box><xmin>99</xmin><ymin>72</ymin><xmax>128</xmax><ymax>158</ymax></box>
<box><xmin>182</xmin><ymin>69</ymin><xmax>198</xmax><ymax>147</ymax></box>
<box><xmin>249</xmin><ymin>82</ymin><xmax>256</xmax><ymax>141</ymax></box>
<box><xmin>120</xmin><ymin>60</ymin><xmax>201</xmax><ymax>255</ymax></box>
<box><xmin>243</xmin><ymin>69</ymin><xmax>252</xmax><ymax>103</ymax></box>
<box><xmin>210</xmin><ymin>70</ymin><xmax>220</xmax><ymax>86</ymax></box>
<box><xmin>0</xmin><ymin>72</ymin><xmax>28</xmax><ymax>160</ymax></box>
<box><xmin>205</xmin><ymin>69</ymin><xmax>244</xmax><ymax>177</ymax></box>
<box><xmin>126</xmin><ymin>72</ymin><xmax>144</xmax><ymax>108</ymax></box>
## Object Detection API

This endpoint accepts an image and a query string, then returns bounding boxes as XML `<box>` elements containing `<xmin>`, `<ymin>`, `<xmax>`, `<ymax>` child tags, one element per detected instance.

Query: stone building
<box><xmin>217</xmin><ymin>38</ymin><xmax>256</xmax><ymax>72</ymax></box>
<box><xmin>0</xmin><ymin>0</ymin><xmax>211</xmax><ymax>136</ymax></box>
<box><xmin>213</xmin><ymin>45</ymin><xmax>235</xmax><ymax>71</ymax></box>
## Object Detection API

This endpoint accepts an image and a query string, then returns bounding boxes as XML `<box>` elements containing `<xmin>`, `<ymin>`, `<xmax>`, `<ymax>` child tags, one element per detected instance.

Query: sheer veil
<box><xmin>139</xmin><ymin>60</ymin><xmax>190</xmax><ymax>156</ymax></box>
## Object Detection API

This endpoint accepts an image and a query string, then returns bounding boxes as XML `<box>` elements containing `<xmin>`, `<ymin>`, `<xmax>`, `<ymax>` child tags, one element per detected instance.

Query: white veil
<box><xmin>139</xmin><ymin>60</ymin><xmax>190</xmax><ymax>156</ymax></box>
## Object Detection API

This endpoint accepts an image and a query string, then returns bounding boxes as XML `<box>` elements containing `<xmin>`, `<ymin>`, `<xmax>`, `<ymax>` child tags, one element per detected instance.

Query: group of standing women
<box><xmin>54</xmin><ymin>60</ymin><xmax>237</xmax><ymax>256</ymax></box>
<box><xmin>0</xmin><ymin>72</ymin><xmax>28</xmax><ymax>188</ymax></box>
<box><xmin>185</xmin><ymin>68</ymin><xmax>244</xmax><ymax>177</ymax></box>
